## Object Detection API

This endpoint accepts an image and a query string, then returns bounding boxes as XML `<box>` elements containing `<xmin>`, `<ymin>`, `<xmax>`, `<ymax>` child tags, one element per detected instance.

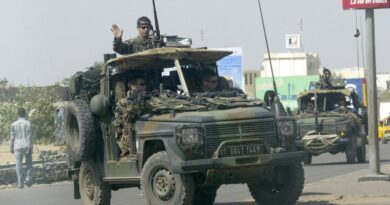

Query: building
<box><xmin>243</xmin><ymin>70</ymin><xmax>260</xmax><ymax>97</ymax></box>
<box><xmin>260</xmin><ymin>52</ymin><xmax>321</xmax><ymax>77</ymax></box>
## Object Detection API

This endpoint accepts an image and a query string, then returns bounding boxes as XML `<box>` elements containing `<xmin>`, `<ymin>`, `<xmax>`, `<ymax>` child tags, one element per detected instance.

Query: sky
<box><xmin>0</xmin><ymin>0</ymin><xmax>389</xmax><ymax>86</ymax></box>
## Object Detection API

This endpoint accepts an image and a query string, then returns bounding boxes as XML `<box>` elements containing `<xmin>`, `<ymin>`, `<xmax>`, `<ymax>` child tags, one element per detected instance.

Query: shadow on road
<box><xmin>214</xmin><ymin>200</ymin><xmax>338</xmax><ymax>205</ymax></box>
<box><xmin>306</xmin><ymin>161</ymin><xmax>366</xmax><ymax>166</ymax></box>
<box><xmin>296</xmin><ymin>201</ymin><xmax>338</xmax><ymax>205</ymax></box>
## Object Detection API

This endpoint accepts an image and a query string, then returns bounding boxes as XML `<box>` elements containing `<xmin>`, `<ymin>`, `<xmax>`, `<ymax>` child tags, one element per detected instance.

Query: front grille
<box><xmin>299</xmin><ymin>123</ymin><xmax>336</xmax><ymax>138</ymax></box>
<box><xmin>204</xmin><ymin>119</ymin><xmax>277</xmax><ymax>156</ymax></box>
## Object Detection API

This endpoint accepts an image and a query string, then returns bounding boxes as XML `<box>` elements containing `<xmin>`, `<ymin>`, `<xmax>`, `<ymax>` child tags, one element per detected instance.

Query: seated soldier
<box><xmin>304</xmin><ymin>101</ymin><xmax>315</xmax><ymax>113</ymax></box>
<box><xmin>199</xmin><ymin>69</ymin><xmax>218</xmax><ymax>92</ymax></box>
<box><xmin>127</xmin><ymin>77</ymin><xmax>146</xmax><ymax>96</ymax></box>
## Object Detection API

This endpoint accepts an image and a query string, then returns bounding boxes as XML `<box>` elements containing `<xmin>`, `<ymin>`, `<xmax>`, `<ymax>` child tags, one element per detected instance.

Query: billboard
<box><xmin>255</xmin><ymin>75</ymin><xmax>319</xmax><ymax>109</ymax></box>
<box><xmin>216</xmin><ymin>47</ymin><xmax>244</xmax><ymax>90</ymax></box>
<box><xmin>343</xmin><ymin>0</ymin><xmax>390</xmax><ymax>9</ymax></box>
<box><xmin>345</xmin><ymin>78</ymin><xmax>367</xmax><ymax>107</ymax></box>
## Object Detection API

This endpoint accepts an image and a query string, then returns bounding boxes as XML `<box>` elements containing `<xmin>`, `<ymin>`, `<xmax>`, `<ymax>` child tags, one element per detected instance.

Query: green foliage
<box><xmin>0</xmin><ymin>79</ymin><xmax>62</xmax><ymax>144</ymax></box>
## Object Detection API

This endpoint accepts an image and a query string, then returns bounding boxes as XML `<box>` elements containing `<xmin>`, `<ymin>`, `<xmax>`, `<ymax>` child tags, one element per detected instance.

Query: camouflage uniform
<box><xmin>113</xmin><ymin>36</ymin><xmax>153</xmax><ymax>55</ymax></box>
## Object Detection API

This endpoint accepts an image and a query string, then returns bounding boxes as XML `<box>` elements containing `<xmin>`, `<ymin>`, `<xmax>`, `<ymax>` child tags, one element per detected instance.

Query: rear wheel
<box><xmin>141</xmin><ymin>151</ymin><xmax>194</xmax><ymax>205</ymax></box>
<box><xmin>247</xmin><ymin>163</ymin><xmax>304</xmax><ymax>205</ymax></box>
<box><xmin>79</xmin><ymin>160</ymin><xmax>111</xmax><ymax>205</ymax></box>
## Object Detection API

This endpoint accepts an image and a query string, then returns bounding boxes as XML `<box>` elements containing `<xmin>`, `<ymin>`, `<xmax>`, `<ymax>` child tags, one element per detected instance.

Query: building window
<box><xmin>250</xmin><ymin>73</ymin><xmax>253</xmax><ymax>85</ymax></box>
<box><xmin>245</xmin><ymin>73</ymin><xmax>248</xmax><ymax>85</ymax></box>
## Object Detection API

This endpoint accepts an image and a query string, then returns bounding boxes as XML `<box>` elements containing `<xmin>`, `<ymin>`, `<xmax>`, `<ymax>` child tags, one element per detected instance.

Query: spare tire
<box><xmin>65</xmin><ymin>99</ymin><xmax>96</xmax><ymax>162</ymax></box>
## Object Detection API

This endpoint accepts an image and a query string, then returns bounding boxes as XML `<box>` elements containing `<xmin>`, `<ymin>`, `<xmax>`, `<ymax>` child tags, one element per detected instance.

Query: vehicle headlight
<box><xmin>278</xmin><ymin>120</ymin><xmax>296</xmax><ymax>137</ymax></box>
<box><xmin>276</xmin><ymin>117</ymin><xmax>297</xmax><ymax>147</ymax></box>
<box><xmin>176</xmin><ymin>125</ymin><xmax>204</xmax><ymax>155</ymax></box>
<box><xmin>336</xmin><ymin>123</ymin><xmax>350</xmax><ymax>137</ymax></box>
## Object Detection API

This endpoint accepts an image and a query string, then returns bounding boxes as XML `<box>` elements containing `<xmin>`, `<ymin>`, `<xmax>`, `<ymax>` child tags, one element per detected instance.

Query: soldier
<box><xmin>318</xmin><ymin>67</ymin><xmax>333</xmax><ymax>89</ymax></box>
<box><xmin>111</xmin><ymin>16</ymin><xmax>154</xmax><ymax>55</ymax></box>
<box><xmin>127</xmin><ymin>77</ymin><xmax>146</xmax><ymax>96</ymax></box>
<box><xmin>199</xmin><ymin>70</ymin><xmax>218</xmax><ymax>92</ymax></box>
<box><xmin>10</xmin><ymin>107</ymin><xmax>33</xmax><ymax>189</ymax></box>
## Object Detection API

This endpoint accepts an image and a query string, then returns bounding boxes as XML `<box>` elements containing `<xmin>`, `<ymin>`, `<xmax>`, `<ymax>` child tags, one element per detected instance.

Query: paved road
<box><xmin>1</xmin><ymin>144</ymin><xmax>389</xmax><ymax>205</ymax></box>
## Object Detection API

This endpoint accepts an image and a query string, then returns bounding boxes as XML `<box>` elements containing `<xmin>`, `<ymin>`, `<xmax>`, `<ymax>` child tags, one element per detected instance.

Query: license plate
<box><xmin>219</xmin><ymin>144</ymin><xmax>264</xmax><ymax>157</ymax></box>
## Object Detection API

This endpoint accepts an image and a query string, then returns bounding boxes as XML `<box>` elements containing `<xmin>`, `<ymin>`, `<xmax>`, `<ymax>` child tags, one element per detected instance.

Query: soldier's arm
<box><xmin>113</xmin><ymin>38</ymin><xmax>133</xmax><ymax>55</ymax></box>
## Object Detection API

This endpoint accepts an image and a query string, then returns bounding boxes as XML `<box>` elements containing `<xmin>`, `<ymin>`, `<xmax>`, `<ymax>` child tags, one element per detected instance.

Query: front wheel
<box><xmin>247</xmin><ymin>163</ymin><xmax>304</xmax><ymax>205</ymax></box>
<box><xmin>345</xmin><ymin>137</ymin><xmax>357</xmax><ymax>164</ymax></box>
<box><xmin>303</xmin><ymin>152</ymin><xmax>312</xmax><ymax>165</ymax></box>
<box><xmin>357</xmin><ymin>138</ymin><xmax>367</xmax><ymax>163</ymax></box>
<box><xmin>141</xmin><ymin>151</ymin><xmax>194</xmax><ymax>205</ymax></box>
<box><xmin>79</xmin><ymin>160</ymin><xmax>111</xmax><ymax>205</ymax></box>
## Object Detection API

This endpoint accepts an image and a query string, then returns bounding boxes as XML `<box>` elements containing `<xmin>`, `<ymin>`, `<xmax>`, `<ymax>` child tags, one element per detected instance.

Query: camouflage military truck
<box><xmin>295</xmin><ymin>89</ymin><xmax>367</xmax><ymax>164</ymax></box>
<box><xmin>64</xmin><ymin>47</ymin><xmax>305</xmax><ymax>205</ymax></box>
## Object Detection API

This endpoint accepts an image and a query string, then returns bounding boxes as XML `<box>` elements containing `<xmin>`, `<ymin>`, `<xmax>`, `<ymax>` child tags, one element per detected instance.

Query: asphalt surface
<box><xmin>1</xmin><ymin>144</ymin><xmax>389</xmax><ymax>205</ymax></box>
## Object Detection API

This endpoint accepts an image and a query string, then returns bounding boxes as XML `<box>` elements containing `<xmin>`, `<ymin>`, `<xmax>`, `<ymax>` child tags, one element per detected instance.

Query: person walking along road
<box><xmin>10</xmin><ymin>107</ymin><xmax>33</xmax><ymax>189</ymax></box>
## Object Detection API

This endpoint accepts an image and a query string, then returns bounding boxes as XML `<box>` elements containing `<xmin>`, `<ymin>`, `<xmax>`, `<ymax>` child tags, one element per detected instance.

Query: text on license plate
<box><xmin>219</xmin><ymin>144</ymin><xmax>264</xmax><ymax>157</ymax></box>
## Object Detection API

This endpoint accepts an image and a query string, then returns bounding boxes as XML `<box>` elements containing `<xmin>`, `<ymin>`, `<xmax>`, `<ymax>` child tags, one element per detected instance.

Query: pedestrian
<box><xmin>10</xmin><ymin>107</ymin><xmax>33</xmax><ymax>189</ymax></box>
<box><xmin>111</xmin><ymin>16</ymin><xmax>154</xmax><ymax>55</ymax></box>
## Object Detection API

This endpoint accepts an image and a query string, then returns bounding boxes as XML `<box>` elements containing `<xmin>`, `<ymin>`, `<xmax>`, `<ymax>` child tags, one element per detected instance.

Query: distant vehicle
<box><xmin>379</xmin><ymin>120</ymin><xmax>390</xmax><ymax>144</ymax></box>
<box><xmin>295</xmin><ymin>89</ymin><xmax>367</xmax><ymax>164</ymax></box>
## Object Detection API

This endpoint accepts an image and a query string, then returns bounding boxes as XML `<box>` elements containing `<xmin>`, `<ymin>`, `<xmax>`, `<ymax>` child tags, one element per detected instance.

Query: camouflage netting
<box><xmin>0</xmin><ymin>151</ymin><xmax>68</xmax><ymax>187</ymax></box>
<box><xmin>113</xmin><ymin>90</ymin><xmax>264</xmax><ymax>156</ymax></box>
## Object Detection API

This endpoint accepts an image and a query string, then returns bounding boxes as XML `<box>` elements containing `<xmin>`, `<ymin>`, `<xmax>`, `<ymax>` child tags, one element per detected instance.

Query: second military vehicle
<box><xmin>64</xmin><ymin>47</ymin><xmax>305</xmax><ymax>205</ymax></box>
<box><xmin>295</xmin><ymin>88</ymin><xmax>367</xmax><ymax>164</ymax></box>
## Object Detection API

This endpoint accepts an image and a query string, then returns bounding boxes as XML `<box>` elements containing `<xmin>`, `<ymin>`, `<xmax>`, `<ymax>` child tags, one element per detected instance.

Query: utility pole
<box><xmin>343</xmin><ymin>0</ymin><xmax>390</xmax><ymax>181</ymax></box>
<box><xmin>365</xmin><ymin>8</ymin><xmax>380</xmax><ymax>175</ymax></box>
<box><xmin>359</xmin><ymin>8</ymin><xmax>389</xmax><ymax>181</ymax></box>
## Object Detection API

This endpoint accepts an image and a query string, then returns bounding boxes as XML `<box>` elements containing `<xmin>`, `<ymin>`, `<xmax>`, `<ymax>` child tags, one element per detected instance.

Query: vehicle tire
<box><xmin>345</xmin><ymin>137</ymin><xmax>357</xmax><ymax>164</ymax></box>
<box><xmin>193</xmin><ymin>186</ymin><xmax>219</xmax><ymax>205</ymax></box>
<box><xmin>303</xmin><ymin>152</ymin><xmax>312</xmax><ymax>165</ymax></box>
<box><xmin>382</xmin><ymin>138</ymin><xmax>387</xmax><ymax>144</ymax></box>
<box><xmin>141</xmin><ymin>151</ymin><xmax>194</xmax><ymax>205</ymax></box>
<box><xmin>65</xmin><ymin>99</ymin><xmax>96</xmax><ymax>161</ymax></box>
<box><xmin>79</xmin><ymin>160</ymin><xmax>111</xmax><ymax>205</ymax></box>
<box><xmin>357</xmin><ymin>138</ymin><xmax>367</xmax><ymax>163</ymax></box>
<box><xmin>247</xmin><ymin>163</ymin><xmax>304</xmax><ymax>205</ymax></box>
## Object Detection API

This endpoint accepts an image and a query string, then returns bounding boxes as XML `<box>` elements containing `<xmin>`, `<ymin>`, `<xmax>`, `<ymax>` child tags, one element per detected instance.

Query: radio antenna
<box><xmin>257</xmin><ymin>0</ymin><xmax>278</xmax><ymax>98</ymax></box>
<box><xmin>152</xmin><ymin>0</ymin><xmax>161</xmax><ymax>44</ymax></box>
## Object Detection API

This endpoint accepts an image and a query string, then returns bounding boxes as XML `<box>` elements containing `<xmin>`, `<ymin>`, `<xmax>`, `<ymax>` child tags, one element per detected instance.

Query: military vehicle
<box><xmin>295</xmin><ymin>87</ymin><xmax>367</xmax><ymax>165</ymax></box>
<box><xmin>64</xmin><ymin>47</ymin><xmax>306</xmax><ymax>205</ymax></box>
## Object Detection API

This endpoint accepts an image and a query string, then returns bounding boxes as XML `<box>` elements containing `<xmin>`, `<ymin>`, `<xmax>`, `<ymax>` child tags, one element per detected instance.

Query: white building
<box><xmin>260</xmin><ymin>52</ymin><xmax>321</xmax><ymax>77</ymax></box>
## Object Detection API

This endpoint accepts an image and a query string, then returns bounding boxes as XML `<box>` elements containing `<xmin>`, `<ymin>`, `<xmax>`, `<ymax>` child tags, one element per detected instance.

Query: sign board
<box><xmin>343</xmin><ymin>0</ymin><xmax>390</xmax><ymax>9</ymax></box>
<box><xmin>216</xmin><ymin>47</ymin><xmax>244</xmax><ymax>90</ymax></box>
<box><xmin>285</xmin><ymin>34</ymin><xmax>301</xmax><ymax>49</ymax></box>
<box><xmin>255</xmin><ymin>75</ymin><xmax>319</xmax><ymax>109</ymax></box>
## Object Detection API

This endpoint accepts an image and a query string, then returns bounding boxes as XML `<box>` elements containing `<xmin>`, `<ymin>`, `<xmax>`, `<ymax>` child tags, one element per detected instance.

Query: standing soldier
<box><xmin>111</xmin><ymin>16</ymin><xmax>154</xmax><ymax>55</ymax></box>
<box><xmin>10</xmin><ymin>107</ymin><xmax>33</xmax><ymax>189</ymax></box>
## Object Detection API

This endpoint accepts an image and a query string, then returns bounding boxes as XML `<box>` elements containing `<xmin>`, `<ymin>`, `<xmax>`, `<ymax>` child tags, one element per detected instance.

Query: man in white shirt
<box><xmin>10</xmin><ymin>107</ymin><xmax>33</xmax><ymax>189</ymax></box>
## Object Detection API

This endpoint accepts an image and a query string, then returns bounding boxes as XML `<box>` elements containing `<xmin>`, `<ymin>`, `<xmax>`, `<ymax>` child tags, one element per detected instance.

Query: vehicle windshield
<box><xmin>299</xmin><ymin>92</ymin><xmax>356</xmax><ymax>113</ymax></box>
<box><xmin>109</xmin><ymin>60</ymin><xmax>258</xmax><ymax>114</ymax></box>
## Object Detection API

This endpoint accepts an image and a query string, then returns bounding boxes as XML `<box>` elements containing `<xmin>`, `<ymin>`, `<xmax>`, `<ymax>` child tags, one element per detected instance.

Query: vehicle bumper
<box><xmin>299</xmin><ymin>133</ymin><xmax>349</xmax><ymax>155</ymax></box>
<box><xmin>180</xmin><ymin>151</ymin><xmax>306</xmax><ymax>173</ymax></box>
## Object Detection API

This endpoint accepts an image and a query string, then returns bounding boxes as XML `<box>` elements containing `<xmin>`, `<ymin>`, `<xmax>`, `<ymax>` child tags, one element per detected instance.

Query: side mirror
<box><xmin>264</xmin><ymin>90</ymin><xmax>276</xmax><ymax>107</ymax></box>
